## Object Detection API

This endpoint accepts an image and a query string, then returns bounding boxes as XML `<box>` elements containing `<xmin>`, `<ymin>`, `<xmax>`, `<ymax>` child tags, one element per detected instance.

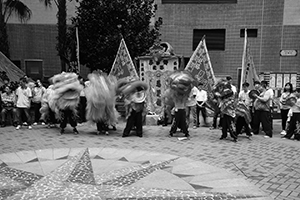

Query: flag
<box><xmin>68</xmin><ymin>27</ymin><xmax>80</xmax><ymax>74</ymax></box>
<box><xmin>109</xmin><ymin>38</ymin><xmax>139</xmax><ymax>80</ymax></box>
<box><xmin>0</xmin><ymin>51</ymin><xmax>25</xmax><ymax>85</ymax></box>
<box><xmin>240</xmin><ymin>29</ymin><xmax>259</xmax><ymax>91</ymax></box>
<box><xmin>76</xmin><ymin>27</ymin><xmax>80</xmax><ymax>73</ymax></box>
<box><xmin>185</xmin><ymin>36</ymin><xmax>216</xmax><ymax>100</ymax></box>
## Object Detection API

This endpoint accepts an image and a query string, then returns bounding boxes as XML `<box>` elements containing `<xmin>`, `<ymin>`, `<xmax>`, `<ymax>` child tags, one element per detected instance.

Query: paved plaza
<box><xmin>0</xmin><ymin>118</ymin><xmax>299</xmax><ymax>200</ymax></box>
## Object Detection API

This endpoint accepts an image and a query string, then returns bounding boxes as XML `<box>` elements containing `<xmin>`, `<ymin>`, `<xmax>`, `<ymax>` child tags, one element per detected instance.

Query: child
<box><xmin>283</xmin><ymin>96</ymin><xmax>300</xmax><ymax>140</ymax></box>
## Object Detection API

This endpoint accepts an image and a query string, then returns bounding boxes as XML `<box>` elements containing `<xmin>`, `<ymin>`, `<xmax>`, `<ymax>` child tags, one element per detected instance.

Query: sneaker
<box><xmin>23</xmin><ymin>122</ymin><xmax>28</xmax><ymax>126</ymax></box>
<box><xmin>28</xmin><ymin>126</ymin><xmax>32</xmax><ymax>130</ymax></box>
<box><xmin>33</xmin><ymin>122</ymin><xmax>38</xmax><ymax>126</ymax></box>
<box><xmin>264</xmin><ymin>135</ymin><xmax>271</xmax><ymax>138</ymax></box>
<box><xmin>193</xmin><ymin>126</ymin><xmax>197</xmax><ymax>129</ymax></box>
<box><xmin>41</xmin><ymin>122</ymin><xmax>46</xmax><ymax>125</ymax></box>
<box><xmin>280</xmin><ymin>130</ymin><xmax>286</xmax><ymax>135</ymax></box>
<box><xmin>105</xmin><ymin>131</ymin><xmax>109</xmax><ymax>135</ymax></box>
<box><xmin>16</xmin><ymin>125</ymin><xmax>21</xmax><ymax>130</ymax></box>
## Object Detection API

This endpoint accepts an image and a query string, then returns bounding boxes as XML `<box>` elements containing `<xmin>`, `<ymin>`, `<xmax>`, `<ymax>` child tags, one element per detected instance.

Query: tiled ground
<box><xmin>0</xmin><ymin>119</ymin><xmax>299</xmax><ymax>199</ymax></box>
<box><xmin>0</xmin><ymin>147</ymin><xmax>267</xmax><ymax>199</ymax></box>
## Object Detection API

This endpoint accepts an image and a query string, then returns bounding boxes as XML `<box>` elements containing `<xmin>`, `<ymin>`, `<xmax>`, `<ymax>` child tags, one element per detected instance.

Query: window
<box><xmin>240</xmin><ymin>29</ymin><xmax>258</xmax><ymax>38</ymax></box>
<box><xmin>193</xmin><ymin>29</ymin><xmax>226</xmax><ymax>51</ymax></box>
<box><xmin>162</xmin><ymin>0</ymin><xmax>237</xmax><ymax>4</ymax></box>
<box><xmin>24</xmin><ymin>59</ymin><xmax>43</xmax><ymax>80</ymax></box>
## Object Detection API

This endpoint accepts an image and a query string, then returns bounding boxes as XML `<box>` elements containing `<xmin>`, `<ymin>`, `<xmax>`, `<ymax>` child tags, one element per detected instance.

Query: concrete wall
<box><xmin>6</xmin><ymin>0</ymin><xmax>300</xmax><ymax>83</ymax></box>
<box><xmin>154</xmin><ymin>0</ymin><xmax>300</xmax><ymax>83</ymax></box>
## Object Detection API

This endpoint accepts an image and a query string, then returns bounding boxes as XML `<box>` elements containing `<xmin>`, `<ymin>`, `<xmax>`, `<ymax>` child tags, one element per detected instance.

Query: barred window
<box><xmin>193</xmin><ymin>29</ymin><xmax>226</xmax><ymax>51</ymax></box>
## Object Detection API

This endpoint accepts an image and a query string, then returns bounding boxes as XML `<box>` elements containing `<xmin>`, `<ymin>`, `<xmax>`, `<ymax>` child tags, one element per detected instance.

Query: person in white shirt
<box><xmin>236</xmin><ymin>82</ymin><xmax>252</xmax><ymax>137</ymax></box>
<box><xmin>15</xmin><ymin>78</ymin><xmax>33</xmax><ymax>130</ymax></box>
<box><xmin>186</xmin><ymin>86</ymin><xmax>199</xmax><ymax>128</ymax></box>
<box><xmin>195</xmin><ymin>82</ymin><xmax>208</xmax><ymax>127</ymax></box>
<box><xmin>226</xmin><ymin>76</ymin><xmax>237</xmax><ymax>95</ymax></box>
<box><xmin>279</xmin><ymin>82</ymin><xmax>293</xmax><ymax>135</ymax></box>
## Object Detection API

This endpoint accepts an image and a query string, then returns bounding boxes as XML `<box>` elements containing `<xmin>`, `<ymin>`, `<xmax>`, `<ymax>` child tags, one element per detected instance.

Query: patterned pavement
<box><xmin>0</xmin><ymin>118</ymin><xmax>299</xmax><ymax>200</ymax></box>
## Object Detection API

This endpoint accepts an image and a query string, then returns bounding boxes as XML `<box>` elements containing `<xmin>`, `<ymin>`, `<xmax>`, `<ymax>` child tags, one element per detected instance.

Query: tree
<box><xmin>40</xmin><ymin>0</ymin><xmax>68</xmax><ymax>72</ymax></box>
<box><xmin>0</xmin><ymin>0</ymin><xmax>31</xmax><ymax>58</ymax></box>
<box><xmin>69</xmin><ymin>0</ymin><xmax>162</xmax><ymax>73</ymax></box>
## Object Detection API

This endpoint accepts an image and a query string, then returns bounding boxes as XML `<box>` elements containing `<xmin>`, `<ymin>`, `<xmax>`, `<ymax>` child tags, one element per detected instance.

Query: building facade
<box><xmin>154</xmin><ymin>0</ymin><xmax>300</xmax><ymax>85</ymax></box>
<box><xmin>6</xmin><ymin>0</ymin><xmax>89</xmax><ymax>81</ymax></box>
<box><xmin>6</xmin><ymin>0</ymin><xmax>300</xmax><ymax>86</ymax></box>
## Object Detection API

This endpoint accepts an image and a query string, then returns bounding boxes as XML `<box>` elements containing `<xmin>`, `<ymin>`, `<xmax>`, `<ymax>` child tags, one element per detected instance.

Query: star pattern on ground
<box><xmin>0</xmin><ymin>148</ymin><xmax>263</xmax><ymax>200</ymax></box>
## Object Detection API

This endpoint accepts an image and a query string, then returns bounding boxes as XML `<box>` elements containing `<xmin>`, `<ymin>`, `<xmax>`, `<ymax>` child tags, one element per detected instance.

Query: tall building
<box><xmin>6</xmin><ymin>0</ymin><xmax>300</xmax><ymax>86</ymax></box>
<box><xmin>154</xmin><ymin>0</ymin><xmax>300</xmax><ymax>83</ymax></box>
<box><xmin>6</xmin><ymin>0</ymin><xmax>88</xmax><ymax>81</ymax></box>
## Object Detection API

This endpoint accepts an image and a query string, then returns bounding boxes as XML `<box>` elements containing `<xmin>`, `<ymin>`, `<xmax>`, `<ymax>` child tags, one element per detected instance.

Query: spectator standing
<box><xmin>235</xmin><ymin>82</ymin><xmax>252</xmax><ymax>137</ymax></box>
<box><xmin>15</xmin><ymin>78</ymin><xmax>33</xmax><ymax>130</ymax></box>
<box><xmin>186</xmin><ymin>85</ymin><xmax>198</xmax><ymax>129</ymax></box>
<box><xmin>226</xmin><ymin>76</ymin><xmax>237</xmax><ymax>95</ymax></box>
<box><xmin>279</xmin><ymin>82</ymin><xmax>293</xmax><ymax>135</ymax></box>
<box><xmin>32</xmin><ymin>80</ymin><xmax>46</xmax><ymax>125</ymax></box>
<box><xmin>195</xmin><ymin>83</ymin><xmax>208</xmax><ymax>127</ymax></box>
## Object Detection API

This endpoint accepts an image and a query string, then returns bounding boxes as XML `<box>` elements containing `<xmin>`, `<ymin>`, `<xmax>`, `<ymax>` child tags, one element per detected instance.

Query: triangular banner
<box><xmin>240</xmin><ymin>29</ymin><xmax>259</xmax><ymax>91</ymax></box>
<box><xmin>185</xmin><ymin>36</ymin><xmax>216</xmax><ymax>101</ymax></box>
<box><xmin>0</xmin><ymin>51</ymin><xmax>25</xmax><ymax>84</ymax></box>
<box><xmin>109</xmin><ymin>38</ymin><xmax>139</xmax><ymax>80</ymax></box>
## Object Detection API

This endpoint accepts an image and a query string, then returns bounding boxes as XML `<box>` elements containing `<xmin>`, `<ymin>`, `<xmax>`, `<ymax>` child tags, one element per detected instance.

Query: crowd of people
<box><xmin>0</xmin><ymin>72</ymin><xmax>300</xmax><ymax>142</ymax></box>
<box><xmin>160</xmin><ymin>75</ymin><xmax>300</xmax><ymax>142</ymax></box>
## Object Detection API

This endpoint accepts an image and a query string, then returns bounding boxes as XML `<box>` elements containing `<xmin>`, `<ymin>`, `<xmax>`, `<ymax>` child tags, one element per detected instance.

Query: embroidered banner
<box><xmin>109</xmin><ymin>38</ymin><xmax>139</xmax><ymax>80</ymax></box>
<box><xmin>185</xmin><ymin>37</ymin><xmax>216</xmax><ymax>98</ymax></box>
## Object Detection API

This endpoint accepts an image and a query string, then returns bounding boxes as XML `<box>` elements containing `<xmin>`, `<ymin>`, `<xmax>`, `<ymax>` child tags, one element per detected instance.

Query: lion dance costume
<box><xmin>117</xmin><ymin>78</ymin><xmax>148</xmax><ymax>137</ymax></box>
<box><xmin>163</xmin><ymin>71</ymin><xmax>194</xmax><ymax>137</ymax></box>
<box><xmin>213</xmin><ymin>79</ymin><xmax>238</xmax><ymax>142</ymax></box>
<box><xmin>40</xmin><ymin>72</ymin><xmax>83</xmax><ymax>135</ymax></box>
<box><xmin>84</xmin><ymin>72</ymin><xmax>118</xmax><ymax>135</ymax></box>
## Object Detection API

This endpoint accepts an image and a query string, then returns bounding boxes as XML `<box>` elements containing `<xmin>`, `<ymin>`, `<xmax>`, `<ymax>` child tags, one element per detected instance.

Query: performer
<box><xmin>166</xmin><ymin>71</ymin><xmax>194</xmax><ymax>138</ymax></box>
<box><xmin>84</xmin><ymin>71</ymin><xmax>118</xmax><ymax>135</ymax></box>
<box><xmin>49</xmin><ymin>72</ymin><xmax>83</xmax><ymax>135</ymax></box>
<box><xmin>216</xmin><ymin>79</ymin><xmax>238</xmax><ymax>142</ymax></box>
<box><xmin>117</xmin><ymin>78</ymin><xmax>148</xmax><ymax>137</ymax></box>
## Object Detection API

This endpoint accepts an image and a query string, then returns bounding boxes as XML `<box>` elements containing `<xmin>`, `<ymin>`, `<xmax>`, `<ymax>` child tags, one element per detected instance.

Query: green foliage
<box><xmin>0</xmin><ymin>0</ymin><xmax>32</xmax><ymax>58</ymax></box>
<box><xmin>69</xmin><ymin>0</ymin><xmax>162</xmax><ymax>73</ymax></box>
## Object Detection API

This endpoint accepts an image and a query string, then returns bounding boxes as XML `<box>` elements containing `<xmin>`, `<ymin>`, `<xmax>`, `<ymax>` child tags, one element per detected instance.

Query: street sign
<box><xmin>280</xmin><ymin>50</ymin><xmax>297</xmax><ymax>57</ymax></box>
